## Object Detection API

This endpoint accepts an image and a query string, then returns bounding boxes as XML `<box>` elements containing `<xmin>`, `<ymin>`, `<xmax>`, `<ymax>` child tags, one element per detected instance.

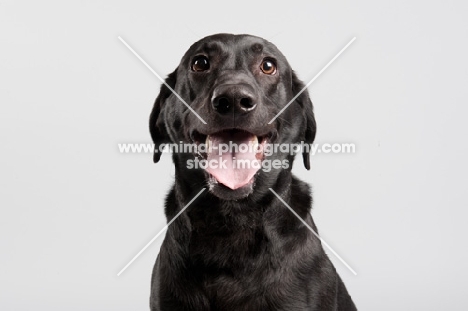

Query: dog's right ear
<box><xmin>149</xmin><ymin>69</ymin><xmax>177</xmax><ymax>163</ymax></box>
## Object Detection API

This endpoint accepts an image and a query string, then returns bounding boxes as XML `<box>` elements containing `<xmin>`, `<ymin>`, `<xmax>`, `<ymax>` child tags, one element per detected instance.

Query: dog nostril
<box><xmin>239</xmin><ymin>97</ymin><xmax>256</xmax><ymax>111</ymax></box>
<box><xmin>213</xmin><ymin>97</ymin><xmax>231</xmax><ymax>114</ymax></box>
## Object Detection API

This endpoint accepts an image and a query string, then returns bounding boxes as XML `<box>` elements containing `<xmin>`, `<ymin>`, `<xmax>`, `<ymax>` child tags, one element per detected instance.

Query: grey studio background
<box><xmin>1</xmin><ymin>1</ymin><xmax>467</xmax><ymax>310</ymax></box>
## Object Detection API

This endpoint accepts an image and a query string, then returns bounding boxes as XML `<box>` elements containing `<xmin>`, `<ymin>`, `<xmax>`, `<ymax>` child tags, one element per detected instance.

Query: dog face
<box><xmin>150</xmin><ymin>34</ymin><xmax>316</xmax><ymax>200</ymax></box>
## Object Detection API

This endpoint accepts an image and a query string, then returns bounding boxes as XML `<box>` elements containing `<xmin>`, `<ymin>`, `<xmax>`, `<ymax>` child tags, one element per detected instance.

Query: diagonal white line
<box><xmin>267</xmin><ymin>37</ymin><xmax>356</xmax><ymax>125</ymax></box>
<box><xmin>117</xmin><ymin>188</ymin><xmax>206</xmax><ymax>276</ymax></box>
<box><xmin>118</xmin><ymin>36</ymin><xmax>207</xmax><ymax>125</ymax></box>
<box><xmin>269</xmin><ymin>188</ymin><xmax>357</xmax><ymax>276</ymax></box>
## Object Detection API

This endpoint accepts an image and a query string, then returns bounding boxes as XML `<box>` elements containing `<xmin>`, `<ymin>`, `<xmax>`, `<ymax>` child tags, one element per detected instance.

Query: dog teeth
<box><xmin>205</xmin><ymin>135</ymin><xmax>211</xmax><ymax>150</ymax></box>
<box><xmin>251</xmin><ymin>136</ymin><xmax>259</xmax><ymax>151</ymax></box>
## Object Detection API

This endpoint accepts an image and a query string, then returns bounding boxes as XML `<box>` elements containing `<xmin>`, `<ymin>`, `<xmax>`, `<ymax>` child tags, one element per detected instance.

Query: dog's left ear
<box><xmin>292</xmin><ymin>71</ymin><xmax>317</xmax><ymax>170</ymax></box>
<box><xmin>149</xmin><ymin>69</ymin><xmax>177</xmax><ymax>163</ymax></box>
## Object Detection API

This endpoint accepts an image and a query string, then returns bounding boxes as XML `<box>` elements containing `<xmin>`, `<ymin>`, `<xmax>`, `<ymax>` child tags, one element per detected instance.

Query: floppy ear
<box><xmin>292</xmin><ymin>71</ymin><xmax>317</xmax><ymax>170</ymax></box>
<box><xmin>149</xmin><ymin>69</ymin><xmax>177</xmax><ymax>163</ymax></box>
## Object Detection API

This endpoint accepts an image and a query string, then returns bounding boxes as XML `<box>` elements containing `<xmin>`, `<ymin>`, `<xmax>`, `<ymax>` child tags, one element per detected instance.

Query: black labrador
<box><xmin>149</xmin><ymin>33</ymin><xmax>356</xmax><ymax>310</ymax></box>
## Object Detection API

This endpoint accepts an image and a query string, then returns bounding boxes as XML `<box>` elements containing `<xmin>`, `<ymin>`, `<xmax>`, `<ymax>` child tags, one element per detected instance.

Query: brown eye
<box><xmin>260</xmin><ymin>59</ymin><xmax>276</xmax><ymax>75</ymax></box>
<box><xmin>191</xmin><ymin>56</ymin><xmax>210</xmax><ymax>72</ymax></box>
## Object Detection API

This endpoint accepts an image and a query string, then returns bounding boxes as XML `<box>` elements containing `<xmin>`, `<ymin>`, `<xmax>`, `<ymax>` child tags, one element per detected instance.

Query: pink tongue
<box><xmin>206</xmin><ymin>131</ymin><xmax>261</xmax><ymax>190</ymax></box>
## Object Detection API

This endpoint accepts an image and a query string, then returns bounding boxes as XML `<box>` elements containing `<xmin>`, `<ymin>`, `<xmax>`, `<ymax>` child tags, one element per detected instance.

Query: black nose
<box><xmin>212</xmin><ymin>84</ymin><xmax>257</xmax><ymax>114</ymax></box>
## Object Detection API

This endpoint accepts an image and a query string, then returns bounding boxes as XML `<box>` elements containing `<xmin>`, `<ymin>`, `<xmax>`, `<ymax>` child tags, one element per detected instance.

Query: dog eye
<box><xmin>260</xmin><ymin>59</ymin><xmax>276</xmax><ymax>75</ymax></box>
<box><xmin>191</xmin><ymin>56</ymin><xmax>210</xmax><ymax>72</ymax></box>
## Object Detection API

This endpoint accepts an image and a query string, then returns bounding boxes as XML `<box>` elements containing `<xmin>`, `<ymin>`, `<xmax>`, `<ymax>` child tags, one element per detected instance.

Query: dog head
<box><xmin>150</xmin><ymin>34</ymin><xmax>316</xmax><ymax>200</ymax></box>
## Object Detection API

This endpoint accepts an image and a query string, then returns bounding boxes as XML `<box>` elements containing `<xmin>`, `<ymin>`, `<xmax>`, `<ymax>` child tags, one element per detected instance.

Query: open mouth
<box><xmin>191</xmin><ymin>129</ymin><xmax>270</xmax><ymax>190</ymax></box>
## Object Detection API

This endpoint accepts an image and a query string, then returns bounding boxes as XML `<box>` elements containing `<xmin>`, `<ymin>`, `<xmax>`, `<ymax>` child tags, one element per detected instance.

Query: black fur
<box><xmin>149</xmin><ymin>34</ymin><xmax>356</xmax><ymax>310</ymax></box>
